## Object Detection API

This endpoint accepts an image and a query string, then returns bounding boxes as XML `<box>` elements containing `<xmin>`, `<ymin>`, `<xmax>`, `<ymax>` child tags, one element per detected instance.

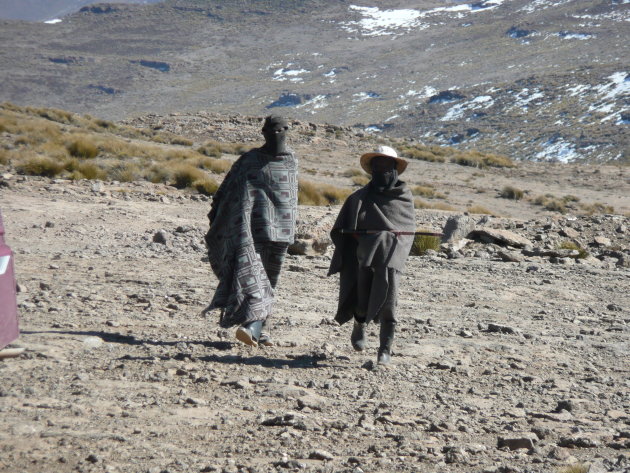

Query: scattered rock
<box><xmin>309</xmin><ymin>450</ymin><xmax>334</xmax><ymax>461</ymax></box>
<box><xmin>497</xmin><ymin>434</ymin><xmax>537</xmax><ymax>451</ymax></box>
<box><xmin>470</xmin><ymin>228</ymin><xmax>532</xmax><ymax>248</ymax></box>
<box><xmin>152</xmin><ymin>230</ymin><xmax>169</xmax><ymax>244</ymax></box>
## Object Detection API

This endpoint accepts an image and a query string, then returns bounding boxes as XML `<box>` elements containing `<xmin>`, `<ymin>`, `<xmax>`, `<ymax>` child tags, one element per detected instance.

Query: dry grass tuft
<box><xmin>467</xmin><ymin>205</ymin><xmax>495</xmax><ymax>215</ymax></box>
<box><xmin>557</xmin><ymin>240</ymin><xmax>589</xmax><ymax>259</ymax></box>
<box><xmin>414</xmin><ymin>198</ymin><xmax>457</xmax><ymax>211</ymax></box>
<box><xmin>342</xmin><ymin>168</ymin><xmax>364</xmax><ymax>178</ymax></box>
<box><xmin>579</xmin><ymin>202</ymin><xmax>614</xmax><ymax>215</ymax></box>
<box><xmin>500</xmin><ymin>185</ymin><xmax>525</xmax><ymax>200</ymax></box>
<box><xmin>15</xmin><ymin>153</ymin><xmax>65</xmax><ymax>177</ymax></box>
<box><xmin>557</xmin><ymin>464</ymin><xmax>590</xmax><ymax>473</ymax></box>
<box><xmin>410</xmin><ymin>233</ymin><xmax>441</xmax><ymax>256</ymax></box>
<box><xmin>411</xmin><ymin>184</ymin><xmax>445</xmax><ymax>199</ymax></box>
<box><xmin>298</xmin><ymin>179</ymin><xmax>352</xmax><ymax>206</ymax></box>
<box><xmin>66</xmin><ymin>135</ymin><xmax>99</xmax><ymax>159</ymax></box>
<box><xmin>352</xmin><ymin>175</ymin><xmax>370</xmax><ymax>186</ymax></box>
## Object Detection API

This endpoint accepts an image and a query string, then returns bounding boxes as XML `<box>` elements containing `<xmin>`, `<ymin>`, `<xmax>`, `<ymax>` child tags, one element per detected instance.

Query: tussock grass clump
<box><xmin>414</xmin><ymin>198</ymin><xmax>457</xmax><ymax>211</ymax></box>
<box><xmin>352</xmin><ymin>175</ymin><xmax>370</xmax><ymax>186</ymax></box>
<box><xmin>342</xmin><ymin>168</ymin><xmax>364</xmax><ymax>178</ymax></box>
<box><xmin>193</xmin><ymin>176</ymin><xmax>219</xmax><ymax>196</ymax></box>
<box><xmin>298</xmin><ymin>179</ymin><xmax>351</xmax><ymax>206</ymax></box>
<box><xmin>195</xmin><ymin>156</ymin><xmax>232</xmax><ymax>174</ymax></box>
<box><xmin>15</xmin><ymin>153</ymin><xmax>65</xmax><ymax>177</ymax></box>
<box><xmin>411</xmin><ymin>184</ymin><xmax>445</xmax><ymax>199</ymax></box>
<box><xmin>171</xmin><ymin>165</ymin><xmax>208</xmax><ymax>189</ymax></box>
<box><xmin>557</xmin><ymin>464</ymin><xmax>590</xmax><ymax>473</ymax></box>
<box><xmin>467</xmin><ymin>205</ymin><xmax>495</xmax><ymax>215</ymax></box>
<box><xmin>452</xmin><ymin>150</ymin><xmax>515</xmax><ymax>168</ymax></box>
<box><xmin>197</xmin><ymin>141</ymin><xmax>223</xmax><ymax>158</ymax></box>
<box><xmin>579</xmin><ymin>202</ymin><xmax>614</xmax><ymax>215</ymax></box>
<box><xmin>557</xmin><ymin>240</ymin><xmax>589</xmax><ymax>259</ymax></box>
<box><xmin>66</xmin><ymin>135</ymin><xmax>99</xmax><ymax>159</ymax></box>
<box><xmin>410</xmin><ymin>233</ymin><xmax>441</xmax><ymax>256</ymax></box>
<box><xmin>533</xmin><ymin>194</ymin><xmax>569</xmax><ymax>213</ymax></box>
<box><xmin>399</xmin><ymin>145</ymin><xmax>447</xmax><ymax>163</ymax></box>
<box><xmin>68</xmin><ymin>161</ymin><xmax>107</xmax><ymax>180</ymax></box>
<box><xmin>151</xmin><ymin>132</ymin><xmax>193</xmax><ymax>146</ymax></box>
<box><xmin>500</xmin><ymin>185</ymin><xmax>525</xmax><ymax>200</ymax></box>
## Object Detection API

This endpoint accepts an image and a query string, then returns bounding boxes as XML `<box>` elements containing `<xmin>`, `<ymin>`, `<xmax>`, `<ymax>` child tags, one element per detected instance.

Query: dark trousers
<box><xmin>356</xmin><ymin>266</ymin><xmax>399</xmax><ymax>324</ymax></box>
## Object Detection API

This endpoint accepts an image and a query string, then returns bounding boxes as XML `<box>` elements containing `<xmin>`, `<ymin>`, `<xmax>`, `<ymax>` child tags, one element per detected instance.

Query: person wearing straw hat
<box><xmin>328</xmin><ymin>145</ymin><xmax>415</xmax><ymax>365</ymax></box>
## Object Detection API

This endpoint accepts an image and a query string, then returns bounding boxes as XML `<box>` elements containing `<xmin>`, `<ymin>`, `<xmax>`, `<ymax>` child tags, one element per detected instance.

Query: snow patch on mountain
<box><xmin>535</xmin><ymin>138</ymin><xmax>581</xmax><ymax>163</ymax></box>
<box><xmin>273</xmin><ymin>65</ymin><xmax>309</xmax><ymax>82</ymax></box>
<box><xmin>341</xmin><ymin>1</ymin><xmax>508</xmax><ymax>37</ymax></box>
<box><xmin>441</xmin><ymin>95</ymin><xmax>494</xmax><ymax>121</ymax></box>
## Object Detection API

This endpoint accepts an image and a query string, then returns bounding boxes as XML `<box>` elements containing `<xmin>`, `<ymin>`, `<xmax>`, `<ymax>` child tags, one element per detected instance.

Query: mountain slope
<box><xmin>0</xmin><ymin>0</ymin><xmax>627</xmax><ymax>162</ymax></box>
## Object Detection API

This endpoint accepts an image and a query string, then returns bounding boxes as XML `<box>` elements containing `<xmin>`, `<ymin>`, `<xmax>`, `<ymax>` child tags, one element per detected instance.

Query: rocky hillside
<box><xmin>0</xmin><ymin>0</ymin><xmax>627</xmax><ymax>163</ymax></box>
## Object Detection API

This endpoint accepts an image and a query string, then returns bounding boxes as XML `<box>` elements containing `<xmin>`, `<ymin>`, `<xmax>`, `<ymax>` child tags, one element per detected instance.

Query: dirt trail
<box><xmin>0</xmin><ymin>175</ymin><xmax>628</xmax><ymax>473</ymax></box>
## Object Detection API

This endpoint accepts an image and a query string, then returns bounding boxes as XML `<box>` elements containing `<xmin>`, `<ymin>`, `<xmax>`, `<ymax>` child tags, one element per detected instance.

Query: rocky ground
<box><xmin>0</xmin><ymin>170</ymin><xmax>628</xmax><ymax>473</ymax></box>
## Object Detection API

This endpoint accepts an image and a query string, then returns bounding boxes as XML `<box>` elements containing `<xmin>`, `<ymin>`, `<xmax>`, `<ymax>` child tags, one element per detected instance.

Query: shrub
<box><xmin>414</xmin><ymin>198</ymin><xmax>457</xmax><ymax>211</ymax></box>
<box><xmin>533</xmin><ymin>194</ymin><xmax>567</xmax><ymax>213</ymax></box>
<box><xmin>352</xmin><ymin>175</ymin><xmax>370</xmax><ymax>186</ymax></box>
<box><xmin>411</xmin><ymin>185</ymin><xmax>445</xmax><ymax>199</ymax></box>
<box><xmin>74</xmin><ymin>161</ymin><xmax>107</xmax><ymax>180</ymax></box>
<box><xmin>196</xmin><ymin>156</ymin><xmax>232</xmax><ymax>174</ymax></box>
<box><xmin>171</xmin><ymin>165</ymin><xmax>208</xmax><ymax>189</ymax></box>
<box><xmin>110</xmin><ymin>162</ymin><xmax>141</xmax><ymax>182</ymax></box>
<box><xmin>452</xmin><ymin>151</ymin><xmax>515</xmax><ymax>168</ymax></box>
<box><xmin>500</xmin><ymin>185</ymin><xmax>524</xmax><ymax>200</ymax></box>
<box><xmin>342</xmin><ymin>168</ymin><xmax>363</xmax><ymax>178</ymax></box>
<box><xmin>579</xmin><ymin>202</ymin><xmax>614</xmax><ymax>215</ymax></box>
<box><xmin>298</xmin><ymin>179</ymin><xmax>351</xmax><ymax>206</ymax></box>
<box><xmin>66</xmin><ymin>136</ymin><xmax>99</xmax><ymax>159</ymax></box>
<box><xmin>399</xmin><ymin>146</ymin><xmax>446</xmax><ymax>163</ymax></box>
<box><xmin>557</xmin><ymin>240</ymin><xmax>589</xmax><ymax>259</ymax></box>
<box><xmin>557</xmin><ymin>464</ymin><xmax>589</xmax><ymax>473</ymax></box>
<box><xmin>194</xmin><ymin>176</ymin><xmax>219</xmax><ymax>195</ymax></box>
<box><xmin>197</xmin><ymin>141</ymin><xmax>223</xmax><ymax>158</ymax></box>
<box><xmin>467</xmin><ymin>205</ymin><xmax>495</xmax><ymax>215</ymax></box>
<box><xmin>410</xmin><ymin>233</ymin><xmax>441</xmax><ymax>256</ymax></box>
<box><xmin>16</xmin><ymin>154</ymin><xmax>64</xmax><ymax>177</ymax></box>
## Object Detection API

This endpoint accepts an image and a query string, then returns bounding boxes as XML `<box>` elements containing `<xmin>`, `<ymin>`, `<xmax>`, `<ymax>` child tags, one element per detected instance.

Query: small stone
<box><xmin>83</xmin><ymin>336</ymin><xmax>104</xmax><ymax>349</ymax></box>
<box><xmin>309</xmin><ymin>449</ymin><xmax>334</xmax><ymax>461</ymax></box>
<box><xmin>486</xmin><ymin>323</ymin><xmax>518</xmax><ymax>335</ymax></box>
<box><xmin>497</xmin><ymin>434</ymin><xmax>537</xmax><ymax>451</ymax></box>
<box><xmin>592</xmin><ymin>236</ymin><xmax>611</xmax><ymax>247</ymax></box>
<box><xmin>560</xmin><ymin>227</ymin><xmax>580</xmax><ymax>239</ymax></box>
<box><xmin>45</xmin><ymin>221</ymin><xmax>55</xmax><ymax>228</ymax></box>
<box><xmin>153</xmin><ymin>230</ymin><xmax>168</xmax><ymax>244</ymax></box>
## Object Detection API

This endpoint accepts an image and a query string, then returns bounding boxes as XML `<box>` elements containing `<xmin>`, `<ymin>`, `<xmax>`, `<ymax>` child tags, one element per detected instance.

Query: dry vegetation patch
<box><xmin>0</xmin><ymin>103</ymin><xmax>238</xmax><ymax>194</ymax></box>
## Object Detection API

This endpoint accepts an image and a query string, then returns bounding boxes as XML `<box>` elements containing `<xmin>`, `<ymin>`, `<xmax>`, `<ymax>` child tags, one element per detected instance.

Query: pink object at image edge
<box><xmin>0</xmin><ymin>209</ymin><xmax>19</xmax><ymax>349</ymax></box>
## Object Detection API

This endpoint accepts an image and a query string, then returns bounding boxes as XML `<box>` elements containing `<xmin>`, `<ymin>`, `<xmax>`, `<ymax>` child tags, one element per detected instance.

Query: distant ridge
<box><xmin>0</xmin><ymin>0</ymin><xmax>627</xmax><ymax>163</ymax></box>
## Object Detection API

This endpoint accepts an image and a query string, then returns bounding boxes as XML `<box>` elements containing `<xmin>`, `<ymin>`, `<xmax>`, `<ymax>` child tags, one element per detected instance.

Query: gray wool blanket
<box><xmin>328</xmin><ymin>181</ymin><xmax>415</xmax><ymax>325</ymax></box>
<box><xmin>203</xmin><ymin>148</ymin><xmax>298</xmax><ymax>328</ymax></box>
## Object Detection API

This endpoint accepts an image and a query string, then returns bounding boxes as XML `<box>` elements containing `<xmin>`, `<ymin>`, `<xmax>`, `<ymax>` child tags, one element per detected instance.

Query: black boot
<box><xmin>258</xmin><ymin>319</ymin><xmax>273</xmax><ymax>347</ymax></box>
<box><xmin>377</xmin><ymin>320</ymin><xmax>395</xmax><ymax>365</ymax></box>
<box><xmin>351</xmin><ymin>320</ymin><xmax>367</xmax><ymax>352</ymax></box>
<box><xmin>236</xmin><ymin>320</ymin><xmax>263</xmax><ymax>347</ymax></box>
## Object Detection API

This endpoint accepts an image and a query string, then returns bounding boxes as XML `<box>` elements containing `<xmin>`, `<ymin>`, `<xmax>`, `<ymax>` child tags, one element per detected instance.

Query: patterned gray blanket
<box><xmin>203</xmin><ymin>148</ymin><xmax>298</xmax><ymax>328</ymax></box>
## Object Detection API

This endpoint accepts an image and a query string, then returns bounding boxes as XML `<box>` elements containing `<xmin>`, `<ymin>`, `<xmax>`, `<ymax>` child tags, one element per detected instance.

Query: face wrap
<box><xmin>370</xmin><ymin>157</ymin><xmax>398</xmax><ymax>192</ymax></box>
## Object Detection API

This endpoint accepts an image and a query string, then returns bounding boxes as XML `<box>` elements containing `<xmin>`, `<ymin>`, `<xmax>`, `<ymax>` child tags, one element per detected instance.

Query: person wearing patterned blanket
<box><xmin>328</xmin><ymin>146</ymin><xmax>415</xmax><ymax>365</ymax></box>
<box><xmin>203</xmin><ymin>116</ymin><xmax>298</xmax><ymax>347</ymax></box>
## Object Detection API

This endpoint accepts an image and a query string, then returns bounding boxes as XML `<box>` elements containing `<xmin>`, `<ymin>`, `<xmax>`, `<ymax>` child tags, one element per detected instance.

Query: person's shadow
<box><xmin>21</xmin><ymin>329</ymin><xmax>324</xmax><ymax>369</ymax></box>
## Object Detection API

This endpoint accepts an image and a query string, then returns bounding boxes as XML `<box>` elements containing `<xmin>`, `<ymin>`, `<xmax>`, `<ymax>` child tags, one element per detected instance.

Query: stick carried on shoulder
<box><xmin>337</xmin><ymin>229</ymin><xmax>443</xmax><ymax>237</ymax></box>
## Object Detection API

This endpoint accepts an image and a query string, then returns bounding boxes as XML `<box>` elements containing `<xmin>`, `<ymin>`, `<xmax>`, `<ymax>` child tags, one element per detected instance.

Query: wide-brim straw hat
<box><xmin>360</xmin><ymin>145</ymin><xmax>408</xmax><ymax>175</ymax></box>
